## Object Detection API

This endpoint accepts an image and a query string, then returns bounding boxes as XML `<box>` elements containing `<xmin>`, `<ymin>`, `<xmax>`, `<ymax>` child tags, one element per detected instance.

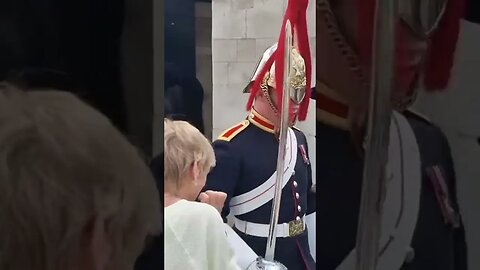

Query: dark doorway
<box><xmin>0</xmin><ymin>0</ymin><xmax>153</xmax><ymax>156</ymax></box>
<box><xmin>164</xmin><ymin>0</ymin><xmax>212</xmax><ymax>137</ymax></box>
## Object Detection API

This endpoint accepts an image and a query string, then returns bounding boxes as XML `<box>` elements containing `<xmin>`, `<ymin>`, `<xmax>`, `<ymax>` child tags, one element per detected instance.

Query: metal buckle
<box><xmin>288</xmin><ymin>218</ymin><xmax>304</xmax><ymax>237</ymax></box>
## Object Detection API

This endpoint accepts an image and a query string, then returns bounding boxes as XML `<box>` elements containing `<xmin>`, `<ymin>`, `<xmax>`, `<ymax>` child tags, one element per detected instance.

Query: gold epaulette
<box><xmin>217</xmin><ymin>120</ymin><xmax>250</xmax><ymax>142</ymax></box>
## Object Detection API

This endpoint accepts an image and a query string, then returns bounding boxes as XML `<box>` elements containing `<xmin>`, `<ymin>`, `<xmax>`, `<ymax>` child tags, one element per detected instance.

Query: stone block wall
<box><xmin>211</xmin><ymin>0</ymin><xmax>317</xmax><ymax>182</ymax></box>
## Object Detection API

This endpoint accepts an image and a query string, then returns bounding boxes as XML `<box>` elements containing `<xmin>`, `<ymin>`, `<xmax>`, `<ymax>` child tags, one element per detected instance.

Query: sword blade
<box><xmin>355</xmin><ymin>0</ymin><xmax>398</xmax><ymax>269</ymax></box>
<box><xmin>264</xmin><ymin>19</ymin><xmax>293</xmax><ymax>262</ymax></box>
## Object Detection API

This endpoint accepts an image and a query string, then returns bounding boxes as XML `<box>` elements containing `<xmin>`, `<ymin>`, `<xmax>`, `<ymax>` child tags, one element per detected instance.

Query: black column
<box><xmin>165</xmin><ymin>0</ymin><xmax>196</xmax><ymax>77</ymax></box>
<box><xmin>466</xmin><ymin>0</ymin><xmax>480</xmax><ymax>24</ymax></box>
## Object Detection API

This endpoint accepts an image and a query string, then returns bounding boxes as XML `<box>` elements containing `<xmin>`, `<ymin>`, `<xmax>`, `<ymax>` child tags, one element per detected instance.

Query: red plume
<box><xmin>246</xmin><ymin>0</ymin><xmax>312</xmax><ymax>121</ymax></box>
<box><xmin>357</xmin><ymin>0</ymin><xmax>376</xmax><ymax>69</ymax></box>
<box><xmin>357</xmin><ymin>0</ymin><xmax>466</xmax><ymax>93</ymax></box>
<box><xmin>423</xmin><ymin>0</ymin><xmax>467</xmax><ymax>91</ymax></box>
<box><xmin>295</xmin><ymin>0</ymin><xmax>312</xmax><ymax>121</ymax></box>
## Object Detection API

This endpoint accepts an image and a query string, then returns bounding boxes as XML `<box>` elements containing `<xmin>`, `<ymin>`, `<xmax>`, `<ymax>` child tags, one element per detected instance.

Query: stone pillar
<box><xmin>211</xmin><ymin>0</ymin><xmax>317</xmax><ymax>182</ymax></box>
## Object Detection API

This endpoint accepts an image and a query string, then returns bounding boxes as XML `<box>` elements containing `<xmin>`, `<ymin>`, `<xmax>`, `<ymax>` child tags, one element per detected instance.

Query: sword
<box><xmin>354</xmin><ymin>0</ymin><xmax>398</xmax><ymax>269</ymax></box>
<box><xmin>265</xmin><ymin>19</ymin><xmax>293</xmax><ymax>261</ymax></box>
<box><xmin>253</xmin><ymin>20</ymin><xmax>293</xmax><ymax>270</ymax></box>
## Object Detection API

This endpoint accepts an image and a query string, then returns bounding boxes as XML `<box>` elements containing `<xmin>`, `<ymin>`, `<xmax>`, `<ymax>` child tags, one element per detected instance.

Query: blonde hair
<box><xmin>164</xmin><ymin>119</ymin><xmax>215</xmax><ymax>188</ymax></box>
<box><xmin>0</xmin><ymin>84</ymin><xmax>161</xmax><ymax>270</ymax></box>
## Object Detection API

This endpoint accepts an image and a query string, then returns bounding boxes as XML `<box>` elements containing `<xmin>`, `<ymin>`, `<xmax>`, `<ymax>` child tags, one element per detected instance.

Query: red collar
<box><xmin>316</xmin><ymin>81</ymin><xmax>350</xmax><ymax>130</ymax></box>
<box><xmin>248</xmin><ymin>109</ymin><xmax>276</xmax><ymax>134</ymax></box>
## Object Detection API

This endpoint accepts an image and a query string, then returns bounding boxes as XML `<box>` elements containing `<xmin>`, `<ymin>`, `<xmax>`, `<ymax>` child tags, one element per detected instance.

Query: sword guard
<box><xmin>247</xmin><ymin>257</ymin><xmax>288</xmax><ymax>270</ymax></box>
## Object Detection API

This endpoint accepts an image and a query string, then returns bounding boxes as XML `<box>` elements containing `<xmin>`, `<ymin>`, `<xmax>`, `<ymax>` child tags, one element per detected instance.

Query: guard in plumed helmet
<box><xmin>315</xmin><ymin>0</ymin><xmax>468</xmax><ymax>269</ymax></box>
<box><xmin>204</xmin><ymin>41</ymin><xmax>316</xmax><ymax>269</ymax></box>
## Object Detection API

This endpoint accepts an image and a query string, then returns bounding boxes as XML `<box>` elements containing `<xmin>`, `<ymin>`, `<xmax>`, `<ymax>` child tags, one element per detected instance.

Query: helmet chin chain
<box><xmin>261</xmin><ymin>83</ymin><xmax>280</xmax><ymax>117</ymax></box>
<box><xmin>317</xmin><ymin>0</ymin><xmax>370</xmax><ymax>91</ymax></box>
<box><xmin>260</xmin><ymin>83</ymin><xmax>297</xmax><ymax>133</ymax></box>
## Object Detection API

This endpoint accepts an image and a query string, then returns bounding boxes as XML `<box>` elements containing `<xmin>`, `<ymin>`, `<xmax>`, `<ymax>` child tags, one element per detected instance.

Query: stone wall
<box><xmin>211</xmin><ymin>0</ymin><xmax>317</xmax><ymax>182</ymax></box>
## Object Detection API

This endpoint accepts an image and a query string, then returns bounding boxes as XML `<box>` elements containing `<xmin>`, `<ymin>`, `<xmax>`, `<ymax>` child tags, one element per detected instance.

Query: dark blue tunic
<box><xmin>205</xmin><ymin>112</ymin><xmax>316</xmax><ymax>270</ymax></box>
<box><xmin>315</xmin><ymin>111</ymin><xmax>468</xmax><ymax>270</ymax></box>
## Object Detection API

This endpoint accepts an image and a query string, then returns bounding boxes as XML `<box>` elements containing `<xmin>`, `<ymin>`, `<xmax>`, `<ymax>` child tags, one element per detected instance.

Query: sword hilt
<box><xmin>247</xmin><ymin>257</ymin><xmax>288</xmax><ymax>270</ymax></box>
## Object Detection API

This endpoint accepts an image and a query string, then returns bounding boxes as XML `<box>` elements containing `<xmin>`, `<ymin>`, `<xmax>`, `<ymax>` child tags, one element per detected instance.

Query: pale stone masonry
<box><xmin>212</xmin><ymin>0</ymin><xmax>317</xmax><ymax>183</ymax></box>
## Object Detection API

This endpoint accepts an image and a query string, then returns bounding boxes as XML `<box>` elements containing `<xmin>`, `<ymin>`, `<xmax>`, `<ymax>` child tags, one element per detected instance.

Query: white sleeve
<box><xmin>203</xmin><ymin>206</ymin><xmax>242</xmax><ymax>270</ymax></box>
<box><xmin>224</xmin><ymin>223</ymin><xmax>259</xmax><ymax>269</ymax></box>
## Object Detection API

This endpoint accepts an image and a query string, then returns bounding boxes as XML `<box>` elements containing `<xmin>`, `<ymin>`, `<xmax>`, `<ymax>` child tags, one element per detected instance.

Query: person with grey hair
<box><xmin>0</xmin><ymin>83</ymin><xmax>161</xmax><ymax>270</ymax></box>
<box><xmin>163</xmin><ymin>118</ymin><xmax>240</xmax><ymax>270</ymax></box>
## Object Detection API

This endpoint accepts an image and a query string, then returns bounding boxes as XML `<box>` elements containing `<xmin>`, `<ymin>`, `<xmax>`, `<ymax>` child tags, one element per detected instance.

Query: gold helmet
<box><xmin>244</xmin><ymin>0</ymin><xmax>312</xmax><ymax>121</ymax></box>
<box><xmin>243</xmin><ymin>43</ymin><xmax>308</xmax><ymax>105</ymax></box>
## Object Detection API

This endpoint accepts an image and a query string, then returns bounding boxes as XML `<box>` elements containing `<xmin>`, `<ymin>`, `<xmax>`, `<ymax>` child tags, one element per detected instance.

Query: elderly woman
<box><xmin>0</xmin><ymin>83</ymin><xmax>161</xmax><ymax>270</ymax></box>
<box><xmin>163</xmin><ymin>119</ymin><xmax>239</xmax><ymax>270</ymax></box>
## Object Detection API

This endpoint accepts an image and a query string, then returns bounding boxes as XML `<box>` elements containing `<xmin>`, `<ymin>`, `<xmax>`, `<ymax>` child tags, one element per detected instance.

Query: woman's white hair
<box><xmin>0</xmin><ymin>83</ymin><xmax>161</xmax><ymax>270</ymax></box>
<box><xmin>163</xmin><ymin>118</ymin><xmax>215</xmax><ymax>188</ymax></box>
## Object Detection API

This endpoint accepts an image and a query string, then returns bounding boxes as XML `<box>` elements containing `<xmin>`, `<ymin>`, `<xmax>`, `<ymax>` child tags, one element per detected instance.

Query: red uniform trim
<box><xmin>316</xmin><ymin>91</ymin><xmax>349</xmax><ymax>119</ymax></box>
